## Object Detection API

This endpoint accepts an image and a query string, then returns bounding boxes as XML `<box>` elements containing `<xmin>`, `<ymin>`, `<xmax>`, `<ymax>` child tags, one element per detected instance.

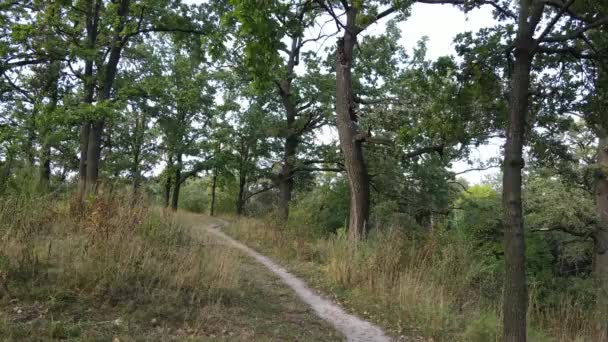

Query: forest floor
<box><xmin>0</xmin><ymin>211</ymin><xmax>341</xmax><ymax>341</ymax></box>
<box><xmin>195</xmin><ymin>214</ymin><xmax>392</xmax><ymax>342</ymax></box>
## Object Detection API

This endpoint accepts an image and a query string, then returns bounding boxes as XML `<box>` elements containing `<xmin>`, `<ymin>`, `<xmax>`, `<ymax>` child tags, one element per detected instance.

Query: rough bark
<box><xmin>78</xmin><ymin>122</ymin><xmax>91</xmax><ymax>199</ymax></box>
<box><xmin>163</xmin><ymin>175</ymin><xmax>172</xmax><ymax>209</ymax></box>
<box><xmin>85</xmin><ymin>120</ymin><xmax>103</xmax><ymax>195</ymax></box>
<box><xmin>39</xmin><ymin>68</ymin><xmax>59</xmax><ymax>191</ymax></box>
<box><xmin>275</xmin><ymin>36</ymin><xmax>302</xmax><ymax>220</ymax></box>
<box><xmin>502</xmin><ymin>2</ymin><xmax>541</xmax><ymax>338</ymax></box>
<box><xmin>277</xmin><ymin>82</ymin><xmax>298</xmax><ymax>220</ymax></box>
<box><xmin>163</xmin><ymin>154</ymin><xmax>174</xmax><ymax>208</ymax></box>
<box><xmin>78</xmin><ymin>0</ymin><xmax>99</xmax><ymax>200</ymax></box>
<box><xmin>236</xmin><ymin>174</ymin><xmax>246</xmax><ymax>216</ymax></box>
<box><xmin>210</xmin><ymin>166</ymin><xmax>218</xmax><ymax>216</ymax></box>
<box><xmin>335</xmin><ymin>7</ymin><xmax>370</xmax><ymax>241</ymax></box>
<box><xmin>594</xmin><ymin>130</ymin><xmax>608</xmax><ymax>341</ymax></box>
<box><xmin>39</xmin><ymin>142</ymin><xmax>51</xmax><ymax>190</ymax></box>
<box><xmin>84</xmin><ymin>0</ymin><xmax>130</xmax><ymax>196</ymax></box>
<box><xmin>171</xmin><ymin>153</ymin><xmax>182</xmax><ymax>211</ymax></box>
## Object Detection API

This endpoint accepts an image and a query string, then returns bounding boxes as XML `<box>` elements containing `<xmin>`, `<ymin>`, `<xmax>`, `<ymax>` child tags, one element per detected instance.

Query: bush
<box><xmin>288</xmin><ymin>178</ymin><xmax>349</xmax><ymax>237</ymax></box>
<box><xmin>0</xmin><ymin>192</ymin><xmax>241</xmax><ymax>316</ymax></box>
<box><xmin>178</xmin><ymin>178</ymin><xmax>209</xmax><ymax>213</ymax></box>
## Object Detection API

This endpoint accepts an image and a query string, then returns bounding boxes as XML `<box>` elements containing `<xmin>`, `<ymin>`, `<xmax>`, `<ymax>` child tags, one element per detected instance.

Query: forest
<box><xmin>1</xmin><ymin>0</ymin><xmax>608</xmax><ymax>341</ymax></box>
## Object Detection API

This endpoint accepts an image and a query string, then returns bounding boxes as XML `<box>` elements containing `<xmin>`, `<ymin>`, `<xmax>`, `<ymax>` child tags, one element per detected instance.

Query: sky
<box><xmin>183</xmin><ymin>1</ymin><xmax>503</xmax><ymax>184</ymax></box>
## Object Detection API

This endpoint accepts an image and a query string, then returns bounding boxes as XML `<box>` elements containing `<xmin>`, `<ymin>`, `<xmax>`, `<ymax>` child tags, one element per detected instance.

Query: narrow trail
<box><xmin>203</xmin><ymin>220</ymin><xmax>392</xmax><ymax>342</ymax></box>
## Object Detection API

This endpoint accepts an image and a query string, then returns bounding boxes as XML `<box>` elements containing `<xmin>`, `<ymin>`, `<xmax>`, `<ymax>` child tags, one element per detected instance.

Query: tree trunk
<box><xmin>335</xmin><ymin>7</ymin><xmax>370</xmax><ymax>241</ymax></box>
<box><xmin>236</xmin><ymin>175</ymin><xmax>246</xmax><ymax>216</ymax></box>
<box><xmin>39</xmin><ymin>142</ymin><xmax>51</xmax><ymax>191</ymax></box>
<box><xmin>78</xmin><ymin>123</ymin><xmax>90</xmax><ymax>198</ymax></box>
<box><xmin>84</xmin><ymin>0</ymin><xmax>130</xmax><ymax>196</ymax></box>
<box><xmin>210</xmin><ymin>166</ymin><xmax>218</xmax><ymax>216</ymax></box>
<box><xmin>277</xmin><ymin>169</ymin><xmax>294</xmax><ymax>220</ymax></box>
<box><xmin>275</xmin><ymin>36</ymin><xmax>302</xmax><ymax>220</ymax></box>
<box><xmin>85</xmin><ymin>120</ymin><xmax>104</xmax><ymax>195</ymax></box>
<box><xmin>594</xmin><ymin>130</ymin><xmax>608</xmax><ymax>341</ymax></box>
<box><xmin>502</xmin><ymin>29</ymin><xmax>535</xmax><ymax>342</ymax></box>
<box><xmin>171</xmin><ymin>154</ymin><xmax>182</xmax><ymax>211</ymax></box>
<box><xmin>163</xmin><ymin>175</ymin><xmax>172</xmax><ymax>209</ymax></box>
<box><xmin>39</xmin><ymin>64</ymin><xmax>59</xmax><ymax>192</ymax></box>
<box><xmin>276</xmin><ymin>106</ymin><xmax>297</xmax><ymax>220</ymax></box>
<box><xmin>78</xmin><ymin>0</ymin><xmax>99</xmax><ymax>200</ymax></box>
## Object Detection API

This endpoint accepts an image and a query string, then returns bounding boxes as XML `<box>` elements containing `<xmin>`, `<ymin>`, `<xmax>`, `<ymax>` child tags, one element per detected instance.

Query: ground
<box><xmin>0</xmin><ymin>212</ymin><xmax>342</xmax><ymax>341</ymax></box>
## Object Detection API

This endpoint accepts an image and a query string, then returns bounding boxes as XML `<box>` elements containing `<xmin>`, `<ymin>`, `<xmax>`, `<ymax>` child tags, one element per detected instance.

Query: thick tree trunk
<box><xmin>163</xmin><ymin>175</ymin><xmax>172</xmax><ymax>209</ymax></box>
<box><xmin>39</xmin><ymin>64</ymin><xmax>59</xmax><ymax>192</ymax></box>
<box><xmin>39</xmin><ymin>142</ymin><xmax>51</xmax><ymax>191</ymax></box>
<box><xmin>210</xmin><ymin>167</ymin><xmax>218</xmax><ymax>216</ymax></box>
<box><xmin>277</xmin><ymin>170</ymin><xmax>294</xmax><ymax>220</ymax></box>
<box><xmin>502</xmin><ymin>35</ymin><xmax>534</xmax><ymax>342</ymax></box>
<box><xmin>171</xmin><ymin>154</ymin><xmax>182</xmax><ymax>211</ymax></box>
<box><xmin>277</xmin><ymin>131</ymin><xmax>297</xmax><ymax>220</ymax></box>
<box><xmin>84</xmin><ymin>0</ymin><xmax>130</xmax><ymax>196</ymax></box>
<box><xmin>78</xmin><ymin>0</ymin><xmax>99</xmax><ymax>200</ymax></box>
<box><xmin>275</xmin><ymin>36</ymin><xmax>302</xmax><ymax>220</ymax></box>
<box><xmin>236</xmin><ymin>175</ymin><xmax>246</xmax><ymax>216</ymax></box>
<box><xmin>85</xmin><ymin>120</ymin><xmax>104</xmax><ymax>195</ymax></box>
<box><xmin>594</xmin><ymin>130</ymin><xmax>608</xmax><ymax>341</ymax></box>
<box><xmin>335</xmin><ymin>7</ymin><xmax>370</xmax><ymax>241</ymax></box>
<box><xmin>78</xmin><ymin>123</ymin><xmax>90</xmax><ymax>198</ymax></box>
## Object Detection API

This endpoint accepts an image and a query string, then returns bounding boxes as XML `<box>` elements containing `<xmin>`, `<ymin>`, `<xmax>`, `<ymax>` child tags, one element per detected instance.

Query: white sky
<box><xmin>182</xmin><ymin>1</ymin><xmax>502</xmax><ymax>184</ymax></box>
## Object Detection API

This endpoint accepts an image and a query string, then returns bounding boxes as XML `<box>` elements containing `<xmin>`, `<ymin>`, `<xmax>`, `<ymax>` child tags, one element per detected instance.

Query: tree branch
<box><xmin>402</xmin><ymin>144</ymin><xmax>445</xmax><ymax>159</ymax></box>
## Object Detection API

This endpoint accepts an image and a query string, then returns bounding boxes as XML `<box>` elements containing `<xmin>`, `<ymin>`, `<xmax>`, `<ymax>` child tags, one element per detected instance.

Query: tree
<box><xmin>229</xmin><ymin>0</ymin><xmax>336</xmax><ymax>219</ymax></box>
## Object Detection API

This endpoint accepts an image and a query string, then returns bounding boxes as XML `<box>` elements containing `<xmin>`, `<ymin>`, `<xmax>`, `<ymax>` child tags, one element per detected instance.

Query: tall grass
<box><xmin>0</xmin><ymin>191</ymin><xmax>241</xmax><ymax>339</ymax></box>
<box><xmin>224</xmin><ymin>217</ymin><xmax>597</xmax><ymax>341</ymax></box>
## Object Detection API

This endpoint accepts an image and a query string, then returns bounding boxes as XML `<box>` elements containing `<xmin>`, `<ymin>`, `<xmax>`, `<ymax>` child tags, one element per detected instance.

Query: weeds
<box><xmin>0</xmin><ymin>192</ymin><xmax>241</xmax><ymax>340</ymax></box>
<box><xmin>224</xmin><ymin>216</ymin><xmax>597</xmax><ymax>341</ymax></box>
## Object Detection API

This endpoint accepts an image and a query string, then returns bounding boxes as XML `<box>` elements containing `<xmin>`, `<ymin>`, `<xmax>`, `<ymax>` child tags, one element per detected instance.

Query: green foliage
<box><xmin>178</xmin><ymin>178</ymin><xmax>209</xmax><ymax>214</ymax></box>
<box><xmin>288</xmin><ymin>177</ymin><xmax>350</xmax><ymax>237</ymax></box>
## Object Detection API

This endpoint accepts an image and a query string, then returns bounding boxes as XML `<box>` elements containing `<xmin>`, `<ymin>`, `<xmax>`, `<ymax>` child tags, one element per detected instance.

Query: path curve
<box><xmin>204</xmin><ymin>221</ymin><xmax>392</xmax><ymax>342</ymax></box>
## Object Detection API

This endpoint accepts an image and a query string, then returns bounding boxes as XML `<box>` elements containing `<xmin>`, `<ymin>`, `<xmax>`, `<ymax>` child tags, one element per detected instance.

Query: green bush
<box><xmin>178</xmin><ymin>178</ymin><xmax>209</xmax><ymax>213</ymax></box>
<box><xmin>288</xmin><ymin>178</ymin><xmax>349</xmax><ymax>237</ymax></box>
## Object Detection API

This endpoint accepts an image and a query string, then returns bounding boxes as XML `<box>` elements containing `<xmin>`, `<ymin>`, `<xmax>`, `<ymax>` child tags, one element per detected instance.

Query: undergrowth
<box><xmin>223</xmin><ymin>216</ymin><xmax>597</xmax><ymax>341</ymax></box>
<box><xmin>0</xmin><ymin>192</ymin><xmax>241</xmax><ymax>340</ymax></box>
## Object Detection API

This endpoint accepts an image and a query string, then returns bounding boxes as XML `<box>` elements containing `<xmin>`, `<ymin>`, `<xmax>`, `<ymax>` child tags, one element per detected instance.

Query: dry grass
<box><xmin>0</xmin><ymin>193</ymin><xmax>243</xmax><ymax>340</ymax></box>
<box><xmin>0</xmin><ymin>193</ymin><xmax>343</xmax><ymax>340</ymax></box>
<box><xmin>223</xmin><ymin>216</ymin><xmax>598</xmax><ymax>341</ymax></box>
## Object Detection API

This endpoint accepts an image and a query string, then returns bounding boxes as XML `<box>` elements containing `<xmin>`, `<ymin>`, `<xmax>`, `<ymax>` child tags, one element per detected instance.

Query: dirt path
<box><xmin>204</xmin><ymin>220</ymin><xmax>392</xmax><ymax>342</ymax></box>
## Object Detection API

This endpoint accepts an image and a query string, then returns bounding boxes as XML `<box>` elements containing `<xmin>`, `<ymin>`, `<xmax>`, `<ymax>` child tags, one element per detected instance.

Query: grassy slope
<box><xmin>0</xmin><ymin>197</ymin><xmax>341</xmax><ymax>341</ymax></box>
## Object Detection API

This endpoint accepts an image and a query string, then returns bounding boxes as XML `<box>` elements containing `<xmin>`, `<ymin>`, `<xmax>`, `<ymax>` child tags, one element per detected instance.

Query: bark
<box><xmin>210</xmin><ymin>166</ymin><xmax>218</xmax><ymax>216</ymax></box>
<box><xmin>277</xmin><ymin>84</ymin><xmax>298</xmax><ymax>220</ymax></box>
<box><xmin>39</xmin><ymin>67</ymin><xmax>59</xmax><ymax>191</ymax></box>
<box><xmin>171</xmin><ymin>153</ymin><xmax>182</xmax><ymax>211</ymax></box>
<box><xmin>236</xmin><ymin>175</ymin><xmax>246</xmax><ymax>216</ymax></box>
<box><xmin>594</xmin><ymin>127</ymin><xmax>608</xmax><ymax>341</ymax></box>
<box><xmin>84</xmin><ymin>0</ymin><xmax>130</xmax><ymax>196</ymax></box>
<box><xmin>275</xmin><ymin>37</ymin><xmax>301</xmax><ymax>220</ymax></box>
<box><xmin>502</xmin><ymin>2</ymin><xmax>541</xmax><ymax>338</ymax></box>
<box><xmin>163</xmin><ymin>154</ymin><xmax>174</xmax><ymax>208</ymax></box>
<box><xmin>78</xmin><ymin>123</ymin><xmax>90</xmax><ymax>198</ymax></box>
<box><xmin>163</xmin><ymin>175</ymin><xmax>172</xmax><ymax>209</ymax></box>
<box><xmin>39</xmin><ymin>142</ymin><xmax>51</xmax><ymax>191</ymax></box>
<box><xmin>78</xmin><ymin>0</ymin><xmax>99</xmax><ymax>200</ymax></box>
<box><xmin>335</xmin><ymin>7</ymin><xmax>370</xmax><ymax>241</ymax></box>
<box><xmin>85</xmin><ymin>120</ymin><xmax>103</xmax><ymax>195</ymax></box>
